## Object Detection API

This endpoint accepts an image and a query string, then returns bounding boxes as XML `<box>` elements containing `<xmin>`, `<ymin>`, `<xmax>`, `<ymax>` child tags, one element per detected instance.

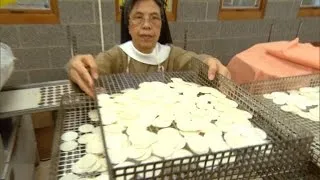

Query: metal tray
<box><xmin>241</xmin><ymin>73</ymin><xmax>320</xmax><ymax>168</ymax></box>
<box><xmin>50</xmin><ymin>59</ymin><xmax>314</xmax><ymax>180</ymax></box>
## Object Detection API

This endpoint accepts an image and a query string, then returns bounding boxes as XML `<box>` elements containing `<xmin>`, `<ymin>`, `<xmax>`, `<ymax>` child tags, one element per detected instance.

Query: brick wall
<box><xmin>1</xmin><ymin>0</ymin><xmax>319</xmax><ymax>86</ymax></box>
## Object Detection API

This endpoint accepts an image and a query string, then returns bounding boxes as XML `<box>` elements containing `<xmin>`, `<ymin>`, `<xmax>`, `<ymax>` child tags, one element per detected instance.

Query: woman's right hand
<box><xmin>68</xmin><ymin>54</ymin><xmax>98</xmax><ymax>98</ymax></box>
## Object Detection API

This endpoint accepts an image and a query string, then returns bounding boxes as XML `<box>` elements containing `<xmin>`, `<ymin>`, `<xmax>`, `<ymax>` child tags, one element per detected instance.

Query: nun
<box><xmin>67</xmin><ymin>0</ymin><xmax>230</xmax><ymax>97</ymax></box>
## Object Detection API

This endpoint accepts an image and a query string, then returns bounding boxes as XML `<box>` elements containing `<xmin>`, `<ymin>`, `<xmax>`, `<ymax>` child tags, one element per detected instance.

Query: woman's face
<box><xmin>128</xmin><ymin>0</ymin><xmax>162</xmax><ymax>53</ymax></box>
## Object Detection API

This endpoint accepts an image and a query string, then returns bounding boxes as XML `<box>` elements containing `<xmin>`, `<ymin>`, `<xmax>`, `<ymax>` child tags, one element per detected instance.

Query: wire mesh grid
<box><xmin>50</xmin><ymin>59</ymin><xmax>314</xmax><ymax>180</ymax></box>
<box><xmin>241</xmin><ymin>73</ymin><xmax>320</xmax><ymax>168</ymax></box>
<box><xmin>93</xmin><ymin>58</ymin><xmax>313</xmax><ymax>179</ymax></box>
<box><xmin>39</xmin><ymin>84</ymin><xmax>73</xmax><ymax>107</ymax></box>
<box><xmin>262</xmin><ymin>162</ymin><xmax>320</xmax><ymax>180</ymax></box>
<box><xmin>49</xmin><ymin>94</ymin><xmax>104</xmax><ymax>180</ymax></box>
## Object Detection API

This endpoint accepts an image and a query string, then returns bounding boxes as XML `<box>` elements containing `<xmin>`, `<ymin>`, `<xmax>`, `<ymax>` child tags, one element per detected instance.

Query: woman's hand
<box><xmin>206</xmin><ymin>57</ymin><xmax>231</xmax><ymax>80</ymax></box>
<box><xmin>68</xmin><ymin>54</ymin><xmax>98</xmax><ymax>97</ymax></box>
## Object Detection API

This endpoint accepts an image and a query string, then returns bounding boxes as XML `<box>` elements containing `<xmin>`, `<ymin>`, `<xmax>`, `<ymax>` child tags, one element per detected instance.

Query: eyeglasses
<box><xmin>129</xmin><ymin>15</ymin><xmax>162</xmax><ymax>26</ymax></box>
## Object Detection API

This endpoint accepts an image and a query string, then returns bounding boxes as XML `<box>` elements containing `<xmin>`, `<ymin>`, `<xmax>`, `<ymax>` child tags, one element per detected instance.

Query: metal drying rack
<box><xmin>50</xmin><ymin>58</ymin><xmax>315</xmax><ymax>180</ymax></box>
<box><xmin>241</xmin><ymin>73</ymin><xmax>320</xmax><ymax>171</ymax></box>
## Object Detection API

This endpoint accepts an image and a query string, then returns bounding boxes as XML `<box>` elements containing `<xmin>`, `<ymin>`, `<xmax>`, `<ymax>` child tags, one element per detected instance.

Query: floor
<box><xmin>35</xmin><ymin>160</ymin><xmax>51</xmax><ymax>180</ymax></box>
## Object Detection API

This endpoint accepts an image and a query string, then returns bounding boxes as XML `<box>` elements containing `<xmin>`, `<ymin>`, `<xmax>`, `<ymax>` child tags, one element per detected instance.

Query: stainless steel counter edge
<box><xmin>1</xmin><ymin>80</ymin><xmax>70</xmax><ymax>91</ymax></box>
<box><xmin>0</xmin><ymin>80</ymin><xmax>75</xmax><ymax>119</ymax></box>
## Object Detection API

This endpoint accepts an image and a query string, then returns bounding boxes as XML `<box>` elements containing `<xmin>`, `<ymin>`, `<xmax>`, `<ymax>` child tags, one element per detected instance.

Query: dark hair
<box><xmin>120</xmin><ymin>0</ymin><xmax>173</xmax><ymax>44</ymax></box>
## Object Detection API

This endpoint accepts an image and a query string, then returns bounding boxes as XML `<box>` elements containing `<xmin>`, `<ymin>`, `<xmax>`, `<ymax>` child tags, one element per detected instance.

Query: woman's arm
<box><xmin>67</xmin><ymin>45</ymin><xmax>120</xmax><ymax>97</ymax></box>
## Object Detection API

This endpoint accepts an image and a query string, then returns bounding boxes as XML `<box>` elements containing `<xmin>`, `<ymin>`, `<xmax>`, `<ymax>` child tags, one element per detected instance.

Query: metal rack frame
<box><xmin>241</xmin><ymin>73</ymin><xmax>320</xmax><ymax>169</ymax></box>
<box><xmin>50</xmin><ymin>58</ymin><xmax>314</xmax><ymax>180</ymax></box>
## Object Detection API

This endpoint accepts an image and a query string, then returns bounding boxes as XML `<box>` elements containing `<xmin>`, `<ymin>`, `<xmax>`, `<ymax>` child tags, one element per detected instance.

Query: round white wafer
<box><xmin>310</xmin><ymin>107</ymin><xmax>320</xmax><ymax>118</ymax></box>
<box><xmin>209</xmin><ymin>140</ymin><xmax>230</xmax><ymax>152</ymax></box>
<box><xmin>272</xmin><ymin>97</ymin><xmax>287</xmax><ymax>105</ymax></box>
<box><xmin>95</xmin><ymin>173</ymin><xmax>109</xmax><ymax>180</ymax></box>
<box><xmin>224</xmin><ymin>132</ymin><xmax>249</xmax><ymax>149</ymax></box>
<box><xmin>78</xmin><ymin>133</ymin><xmax>98</xmax><ymax>144</ymax></box>
<box><xmin>60</xmin><ymin>141</ymin><xmax>78</xmax><ymax>152</ymax></box>
<box><xmin>170</xmin><ymin>78</ymin><xmax>184</xmax><ymax>83</ymax></box>
<box><xmin>179</xmin><ymin>131</ymin><xmax>199</xmax><ymax>138</ymax></box>
<box><xmin>97</xmin><ymin>165</ymin><xmax>107</xmax><ymax>173</ymax></box>
<box><xmin>88</xmin><ymin>109</ymin><xmax>99</xmax><ymax>121</ymax></box>
<box><xmin>129</xmin><ymin>131</ymin><xmax>157</xmax><ymax>149</ymax></box>
<box><xmin>92</xmin><ymin>126</ymin><xmax>102</xmax><ymax>135</ymax></box>
<box><xmin>78</xmin><ymin>124</ymin><xmax>94</xmax><ymax>133</ymax></box>
<box><xmin>86</xmin><ymin>140</ymin><xmax>104</xmax><ymax>154</ymax></box>
<box><xmin>295</xmin><ymin>102</ymin><xmax>308</xmax><ymax>110</ymax></box>
<box><xmin>299</xmin><ymin>87</ymin><xmax>317</xmax><ymax>93</ymax></box>
<box><xmin>263</xmin><ymin>94</ymin><xmax>273</xmax><ymax>99</ymax></box>
<box><xmin>126</xmin><ymin>125</ymin><xmax>147</xmax><ymax>136</ymax></box>
<box><xmin>176</xmin><ymin>120</ymin><xmax>201</xmax><ymax>132</ymax></box>
<box><xmin>114</xmin><ymin>161</ymin><xmax>135</xmax><ymax>169</ymax></box>
<box><xmin>215</xmin><ymin>120</ymin><xmax>233</xmax><ymax>132</ymax></box>
<box><xmin>297</xmin><ymin>111</ymin><xmax>312</xmax><ymax>119</ymax></box>
<box><xmin>271</xmin><ymin>92</ymin><xmax>288</xmax><ymax>98</ymax></box>
<box><xmin>175</xmin><ymin>137</ymin><xmax>186</xmax><ymax>150</ymax></box>
<box><xmin>158</xmin><ymin>128</ymin><xmax>180</xmax><ymax>138</ymax></box>
<box><xmin>187</xmin><ymin>135</ymin><xmax>209</xmax><ymax>155</ymax></box>
<box><xmin>166</xmin><ymin>149</ymin><xmax>193</xmax><ymax>164</ymax></box>
<box><xmin>280</xmin><ymin>105</ymin><xmax>293</xmax><ymax>112</ymax></box>
<box><xmin>105</xmin><ymin>133</ymin><xmax>129</xmax><ymax>149</ymax></box>
<box><xmin>87</xmin><ymin>160</ymin><xmax>102</xmax><ymax>173</ymax></box>
<box><xmin>100</xmin><ymin>109</ymin><xmax>117</xmax><ymax>125</ymax></box>
<box><xmin>308</xmin><ymin>113</ymin><xmax>320</xmax><ymax>122</ymax></box>
<box><xmin>152</xmin><ymin>116</ymin><xmax>173</xmax><ymax>128</ymax></box>
<box><xmin>78</xmin><ymin>154</ymin><xmax>98</xmax><ymax>169</ymax></box>
<box><xmin>204</xmin><ymin>132</ymin><xmax>229</xmax><ymax>152</ymax></box>
<box><xmin>97</xmin><ymin>93</ymin><xmax>110</xmax><ymax>101</ymax></box>
<box><xmin>213</xmin><ymin>103</ymin><xmax>230</xmax><ymax>112</ymax></box>
<box><xmin>220</xmin><ymin>98</ymin><xmax>238</xmax><ymax>108</ymax></box>
<box><xmin>141</xmin><ymin>156</ymin><xmax>162</xmax><ymax>164</ymax></box>
<box><xmin>127</xmin><ymin>146</ymin><xmax>147</xmax><ymax>160</ymax></box>
<box><xmin>59</xmin><ymin>173</ymin><xmax>80</xmax><ymax>180</ymax></box>
<box><xmin>108</xmin><ymin>148</ymin><xmax>128</xmax><ymax>164</ymax></box>
<box><xmin>253</xmin><ymin>128</ymin><xmax>267</xmax><ymax>140</ymax></box>
<box><xmin>71</xmin><ymin>163</ymin><xmax>86</xmax><ymax>174</ymax></box>
<box><xmin>288</xmin><ymin>89</ymin><xmax>299</xmax><ymax>94</ymax></box>
<box><xmin>61</xmin><ymin>131</ymin><xmax>78</xmax><ymax>142</ymax></box>
<box><xmin>136</xmin><ymin>148</ymin><xmax>152</xmax><ymax>161</ymax></box>
<box><xmin>152</xmin><ymin>141</ymin><xmax>175</xmax><ymax>158</ymax></box>
<box><xmin>98</xmin><ymin>158</ymin><xmax>107</xmax><ymax>168</ymax></box>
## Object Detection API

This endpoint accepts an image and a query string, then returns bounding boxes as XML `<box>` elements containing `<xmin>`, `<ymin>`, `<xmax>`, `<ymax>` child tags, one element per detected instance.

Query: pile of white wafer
<box><xmin>59</xmin><ymin>78</ymin><xmax>268</xmax><ymax>180</ymax></box>
<box><xmin>263</xmin><ymin>86</ymin><xmax>319</xmax><ymax>121</ymax></box>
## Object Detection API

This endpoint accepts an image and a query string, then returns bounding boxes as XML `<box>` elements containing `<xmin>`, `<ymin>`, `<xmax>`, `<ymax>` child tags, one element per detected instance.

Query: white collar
<box><xmin>119</xmin><ymin>41</ymin><xmax>171</xmax><ymax>65</ymax></box>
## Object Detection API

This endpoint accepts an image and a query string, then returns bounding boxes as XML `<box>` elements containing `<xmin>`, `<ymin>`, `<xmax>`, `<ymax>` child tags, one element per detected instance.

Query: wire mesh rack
<box><xmin>241</xmin><ymin>73</ymin><xmax>320</xmax><ymax>169</ymax></box>
<box><xmin>50</xmin><ymin>58</ymin><xmax>314</xmax><ymax>180</ymax></box>
<box><xmin>262</xmin><ymin>162</ymin><xmax>320</xmax><ymax>180</ymax></box>
<box><xmin>49</xmin><ymin>94</ymin><xmax>105</xmax><ymax>180</ymax></box>
<box><xmin>38</xmin><ymin>83</ymin><xmax>73</xmax><ymax>107</ymax></box>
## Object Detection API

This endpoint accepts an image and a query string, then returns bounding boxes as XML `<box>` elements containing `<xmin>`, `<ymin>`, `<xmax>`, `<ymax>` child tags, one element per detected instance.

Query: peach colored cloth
<box><xmin>266</xmin><ymin>38</ymin><xmax>320</xmax><ymax>70</ymax></box>
<box><xmin>227</xmin><ymin>40</ymin><xmax>319</xmax><ymax>84</ymax></box>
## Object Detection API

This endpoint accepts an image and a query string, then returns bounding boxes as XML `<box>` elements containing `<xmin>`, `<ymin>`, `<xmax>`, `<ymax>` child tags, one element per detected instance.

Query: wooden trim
<box><xmin>115</xmin><ymin>0</ymin><xmax>121</xmax><ymax>22</ymax></box>
<box><xmin>218</xmin><ymin>0</ymin><xmax>267</xmax><ymax>20</ymax></box>
<box><xmin>115</xmin><ymin>0</ymin><xmax>178</xmax><ymax>22</ymax></box>
<box><xmin>298</xmin><ymin>7</ymin><xmax>320</xmax><ymax>17</ymax></box>
<box><xmin>311</xmin><ymin>41</ymin><xmax>320</xmax><ymax>47</ymax></box>
<box><xmin>0</xmin><ymin>0</ymin><xmax>59</xmax><ymax>24</ymax></box>
<box><xmin>165</xmin><ymin>0</ymin><xmax>178</xmax><ymax>21</ymax></box>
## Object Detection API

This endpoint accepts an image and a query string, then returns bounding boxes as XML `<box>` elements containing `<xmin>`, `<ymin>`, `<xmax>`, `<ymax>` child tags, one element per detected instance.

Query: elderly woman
<box><xmin>68</xmin><ymin>0</ymin><xmax>230</xmax><ymax>97</ymax></box>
